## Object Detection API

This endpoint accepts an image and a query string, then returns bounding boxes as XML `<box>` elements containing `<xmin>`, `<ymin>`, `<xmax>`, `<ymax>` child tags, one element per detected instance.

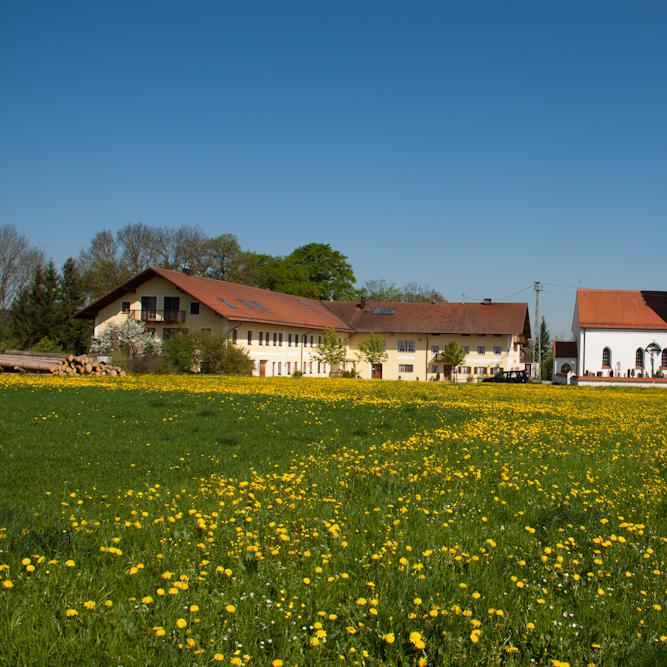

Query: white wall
<box><xmin>575</xmin><ymin>328</ymin><xmax>667</xmax><ymax>377</ymax></box>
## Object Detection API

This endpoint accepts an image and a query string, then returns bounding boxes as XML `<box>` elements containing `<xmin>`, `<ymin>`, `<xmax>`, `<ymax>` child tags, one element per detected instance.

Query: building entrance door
<box><xmin>259</xmin><ymin>360</ymin><xmax>267</xmax><ymax>377</ymax></box>
<box><xmin>371</xmin><ymin>364</ymin><xmax>383</xmax><ymax>379</ymax></box>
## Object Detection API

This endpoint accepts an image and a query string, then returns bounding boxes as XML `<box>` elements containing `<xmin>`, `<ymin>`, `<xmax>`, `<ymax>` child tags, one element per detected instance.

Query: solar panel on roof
<box><xmin>219</xmin><ymin>298</ymin><xmax>238</xmax><ymax>309</ymax></box>
<box><xmin>372</xmin><ymin>307</ymin><xmax>396</xmax><ymax>315</ymax></box>
<box><xmin>252</xmin><ymin>301</ymin><xmax>268</xmax><ymax>311</ymax></box>
<box><xmin>238</xmin><ymin>299</ymin><xmax>256</xmax><ymax>308</ymax></box>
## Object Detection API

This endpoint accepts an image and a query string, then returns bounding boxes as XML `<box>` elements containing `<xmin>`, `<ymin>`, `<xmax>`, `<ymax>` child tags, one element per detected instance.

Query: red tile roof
<box><xmin>76</xmin><ymin>267</ymin><xmax>354</xmax><ymax>332</ymax></box>
<box><xmin>323</xmin><ymin>301</ymin><xmax>531</xmax><ymax>336</ymax></box>
<box><xmin>576</xmin><ymin>289</ymin><xmax>667</xmax><ymax>331</ymax></box>
<box><xmin>76</xmin><ymin>268</ymin><xmax>531</xmax><ymax>336</ymax></box>
<box><xmin>553</xmin><ymin>341</ymin><xmax>578</xmax><ymax>357</ymax></box>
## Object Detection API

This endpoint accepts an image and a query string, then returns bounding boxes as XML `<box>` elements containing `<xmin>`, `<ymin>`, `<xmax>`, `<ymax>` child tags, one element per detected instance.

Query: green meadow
<box><xmin>0</xmin><ymin>375</ymin><xmax>665</xmax><ymax>666</ymax></box>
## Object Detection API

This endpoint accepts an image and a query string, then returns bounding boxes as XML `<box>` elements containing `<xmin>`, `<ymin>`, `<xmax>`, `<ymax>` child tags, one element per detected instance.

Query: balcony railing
<box><xmin>127</xmin><ymin>309</ymin><xmax>186</xmax><ymax>324</ymax></box>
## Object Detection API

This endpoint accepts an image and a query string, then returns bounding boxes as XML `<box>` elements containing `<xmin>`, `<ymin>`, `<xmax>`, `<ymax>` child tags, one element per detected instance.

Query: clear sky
<box><xmin>2</xmin><ymin>1</ymin><xmax>666</xmax><ymax>337</ymax></box>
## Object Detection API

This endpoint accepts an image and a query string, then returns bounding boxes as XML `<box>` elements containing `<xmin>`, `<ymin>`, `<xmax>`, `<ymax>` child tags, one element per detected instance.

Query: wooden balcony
<box><xmin>129</xmin><ymin>309</ymin><xmax>186</xmax><ymax>324</ymax></box>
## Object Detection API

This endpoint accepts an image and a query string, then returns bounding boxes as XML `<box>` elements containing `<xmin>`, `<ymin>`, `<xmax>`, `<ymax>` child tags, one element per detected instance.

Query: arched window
<box><xmin>635</xmin><ymin>348</ymin><xmax>644</xmax><ymax>368</ymax></box>
<box><xmin>602</xmin><ymin>347</ymin><xmax>611</xmax><ymax>367</ymax></box>
<box><xmin>662</xmin><ymin>348</ymin><xmax>667</xmax><ymax>368</ymax></box>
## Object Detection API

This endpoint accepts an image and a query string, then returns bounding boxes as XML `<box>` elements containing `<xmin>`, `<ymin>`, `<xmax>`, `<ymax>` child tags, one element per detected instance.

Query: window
<box><xmin>294</xmin><ymin>334</ymin><xmax>299</xmax><ymax>346</ymax></box>
<box><xmin>190</xmin><ymin>302</ymin><xmax>200</xmax><ymax>315</ymax></box>
<box><xmin>662</xmin><ymin>349</ymin><xmax>667</xmax><ymax>368</ymax></box>
<box><xmin>279</xmin><ymin>333</ymin><xmax>283</xmax><ymax>346</ymax></box>
<box><xmin>146</xmin><ymin>327</ymin><xmax>156</xmax><ymax>337</ymax></box>
<box><xmin>458</xmin><ymin>366</ymin><xmax>471</xmax><ymax>374</ymax></box>
<box><xmin>399</xmin><ymin>364</ymin><xmax>414</xmax><ymax>373</ymax></box>
<box><xmin>231</xmin><ymin>329</ymin><xmax>238</xmax><ymax>344</ymax></box>
<box><xmin>431</xmin><ymin>344</ymin><xmax>440</xmax><ymax>354</ymax></box>
<box><xmin>286</xmin><ymin>362</ymin><xmax>291</xmax><ymax>374</ymax></box>
<box><xmin>463</xmin><ymin>346</ymin><xmax>470</xmax><ymax>354</ymax></box>
<box><xmin>310</xmin><ymin>336</ymin><xmax>314</xmax><ymax>346</ymax></box>
<box><xmin>265</xmin><ymin>332</ymin><xmax>270</xmax><ymax>345</ymax></box>
<box><xmin>477</xmin><ymin>345</ymin><xmax>485</xmax><ymax>355</ymax></box>
<box><xmin>259</xmin><ymin>331</ymin><xmax>263</xmax><ymax>346</ymax></box>
<box><xmin>318</xmin><ymin>336</ymin><xmax>322</xmax><ymax>345</ymax></box>
<box><xmin>309</xmin><ymin>361</ymin><xmax>313</xmax><ymax>374</ymax></box>
<box><xmin>121</xmin><ymin>301</ymin><xmax>131</xmax><ymax>313</ymax></box>
<box><xmin>475</xmin><ymin>367</ymin><xmax>486</xmax><ymax>375</ymax></box>
<box><xmin>397</xmin><ymin>340</ymin><xmax>416</xmax><ymax>353</ymax></box>
<box><xmin>277</xmin><ymin>362</ymin><xmax>282</xmax><ymax>375</ymax></box>
<box><xmin>273</xmin><ymin>333</ymin><xmax>278</xmax><ymax>346</ymax></box>
<box><xmin>317</xmin><ymin>361</ymin><xmax>321</xmax><ymax>374</ymax></box>
<box><xmin>635</xmin><ymin>348</ymin><xmax>644</xmax><ymax>368</ymax></box>
<box><xmin>247</xmin><ymin>330</ymin><xmax>253</xmax><ymax>345</ymax></box>
<box><xmin>288</xmin><ymin>333</ymin><xmax>292</xmax><ymax>347</ymax></box>
<box><xmin>303</xmin><ymin>361</ymin><xmax>307</xmax><ymax>373</ymax></box>
<box><xmin>602</xmin><ymin>347</ymin><xmax>611</xmax><ymax>367</ymax></box>
<box><xmin>431</xmin><ymin>365</ymin><xmax>438</xmax><ymax>373</ymax></box>
<box><xmin>493</xmin><ymin>346</ymin><xmax>502</xmax><ymax>355</ymax></box>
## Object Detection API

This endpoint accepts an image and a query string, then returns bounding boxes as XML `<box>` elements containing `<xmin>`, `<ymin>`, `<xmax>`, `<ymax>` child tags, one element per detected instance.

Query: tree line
<box><xmin>0</xmin><ymin>223</ymin><xmax>446</xmax><ymax>353</ymax></box>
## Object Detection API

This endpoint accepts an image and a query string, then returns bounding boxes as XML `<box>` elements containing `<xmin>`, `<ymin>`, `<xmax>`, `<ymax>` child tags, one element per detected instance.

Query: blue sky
<box><xmin>2</xmin><ymin>1</ymin><xmax>666</xmax><ymax>337</ymax></box>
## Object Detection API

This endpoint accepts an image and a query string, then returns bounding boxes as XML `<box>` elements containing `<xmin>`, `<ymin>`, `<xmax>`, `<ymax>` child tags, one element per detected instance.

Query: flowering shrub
<box><xmin>90</xmin><ymin>320</ymin><xmax>161</xmax><ymax>357</ymax></box>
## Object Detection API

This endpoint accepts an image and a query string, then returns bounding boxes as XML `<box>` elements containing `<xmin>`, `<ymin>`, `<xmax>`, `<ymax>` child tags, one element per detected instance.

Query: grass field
<box><xmin>0</xmin><ymin>375</ymin><xmax>666</xmax><ymax>666</ymax></box>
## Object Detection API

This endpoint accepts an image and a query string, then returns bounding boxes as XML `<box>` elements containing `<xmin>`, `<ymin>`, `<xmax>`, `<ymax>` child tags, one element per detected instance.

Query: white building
<box><xmin>559</xmin><ymin>289</ymin><xmax>667</xmax><ymax>385</ymax></box>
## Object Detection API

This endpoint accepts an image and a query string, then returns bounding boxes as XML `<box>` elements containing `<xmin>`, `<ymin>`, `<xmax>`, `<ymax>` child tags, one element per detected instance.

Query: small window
<box><xmin>602</xmin><ymin>347</ymin><xmax>611</xmax><ymax>367</ymax></box>
<box><xmin>146</xmin><ymin>327</ymin><xmax>156</xmax><ymax>337</ymax></box>
<box><xmin>662</xmin><ymin>349</ymin><xmax>667</xmax><ymax>368</ymax></box>
<box><xmin>190</xmin><ymin>302</ymin><xmax>200</xmax><ymax>315</ymax></box>
<box><xmin>475</xmin><ymin>366</ymin><xmax>486</xmax><ymax>375</ymax></box>
<box><xmin>318</xmin><ymin>336</ymin><xmax>322</xmax><ymax>345</ymax></box>
<box><xmin>247</xmin><ymin>330</ymin><xmax>252</xmax><ymax>345</ymax></box>
<box><xmin>463</xmin><ymin>346</ymin><xmax>470</xmax><ymax>354</ymax></box>
<box><xmin>259</xmin><ymin>331</ymin><xmax>263</xmax><ymax>346</ymax></box>
<box><xmin>294</xmin><ymin>334</ymin><xmax>299</xmax><ymax>346</ymax></box>
<box><xmin>279</xmin><ymin>333</ymin><xmax>283</xmax><ymax>346</ymax></box>
<box><xmin>431</xmin><ymin>344</ymin><xmax>440</xmax><ymax>354</ymax></box>
<box><xmin>310</xmin><ymin>336</ymin><xmax>314</xmax><ymax>346</ymax></box>
<box><xmin>273</xmin><ymin>333</ymin><xmax>278</xmax><ymax>346</ymax></box>
<box><xmin>431</xmin><ymin>364</ymin><xmax>438</xmax><ymax>373</ymax></box>
<box><xmin>277</xmin><ymin>362</ymin><xmax>282</xmax><ymax>375</ymax></box>
<box><xmin>286</xmin><ymin>362</ymin><xmax>291</xmax><ymax>374</ymax></box>
<box><xmin>397</xmin><ymin>340</ymin><xmax>416</xmax><ymax>353</ymax></box>
<box><xmin>288</xmin><ymin>334</ymin><xmax>292</xmax><ymax>347</ymax></box>
<box><xmin>309</xmin><ymin>361</ymin><xmax>313</xmax><ymax>374</ymax></box>
<box><xmin>398</xmin><ymin>364</ymin><xmax>414</xmax><ymax>373</ymax></box>
<box><xmin>265</xmin><ymin>332</ymin><xmax>270</xmax><ymax>345</ymax></box>
<box><xmin>121</xmin><ymin>301</ymin><xmax>131</xmax><ymax>313</ymax></box>
<box><xmin>232</xmin><ymin>329</ymin><xmax>238</xmax><ymax>344</ymax></box>
<box><xmin>635</xmin><ymin>348</ymin><xmax>644</xmax><ymax>368</ymax></box>
<box><xmin>477</xmin><ymin>346</ymin><xmax>485</xmax><ymax>355</ymax></box>
<box><xmin>493</xmin><ymin>346</ymin><xmax>502</xmax><ymax>355</ymax></box>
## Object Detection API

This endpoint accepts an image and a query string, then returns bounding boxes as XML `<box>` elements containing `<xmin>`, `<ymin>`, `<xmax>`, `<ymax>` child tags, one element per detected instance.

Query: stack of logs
<box><xmin>0</xmin><ymin>350</ymin><xmax>126</xmax><ymax>376</ymax></box>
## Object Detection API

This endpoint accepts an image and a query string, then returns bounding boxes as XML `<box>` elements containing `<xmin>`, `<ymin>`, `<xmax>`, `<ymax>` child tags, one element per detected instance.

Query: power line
<box><xmin>543</xmin><ymin>282</ymin><xmax>581</xmax><ymax>290</ymax></box>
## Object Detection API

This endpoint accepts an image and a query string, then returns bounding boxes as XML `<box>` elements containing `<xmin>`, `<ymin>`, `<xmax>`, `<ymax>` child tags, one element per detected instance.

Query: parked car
<box><xmin>483</xmin><ymin>370</ymin><xmax>529</xmax><ymax>383</ymax></box>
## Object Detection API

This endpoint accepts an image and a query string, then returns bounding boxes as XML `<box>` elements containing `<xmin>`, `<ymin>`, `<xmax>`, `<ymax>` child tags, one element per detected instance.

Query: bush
<box><xmin>91</xmin><ymin>320</ymin><xmax>161</xmax><ymax>357</ymax></box>
<box><xmin>341</xmin><ymin>370</ymin><xmax>359</xmax><ymax>379</ymax></box>
<box><xmin>32</xmin><ymin>337</ymin><xmax>63</xmax><ymax>353</ymax></box>
<box><xmin>292</xmin><ymin>369</ymin><xmax>304</xmax><ymax>378</ymax></box>
<box><xmin>129</xmin><ymin>354</ymin><xmax>176</xmax><ymax>374</ymax></box>
<box><xmin>163</xmin><ymin>333</ymin><xmax>199</xmax><ymax>373</ymax></box>
<box><xmin>163</xmin><ymin>331</ymin><xmax>254</xmax><ymax>375</ymax></box>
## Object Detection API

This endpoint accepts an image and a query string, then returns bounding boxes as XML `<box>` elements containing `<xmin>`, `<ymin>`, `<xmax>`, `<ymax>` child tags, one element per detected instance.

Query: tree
<box><xmin>356</xmin><ymin>333</ymin><xmax>388</xmax><ymax>374</ymax></box>
<box><xmin>282</xmin><ymin>243</ymin><xmax>356</xmax><ymax>300</ymax></box>
<box><xmin>90</xmin><ymin>320</ymin><xmax>161</xmax><ymax>357</ymax></box>
<box><xmin>538</xmin><ymin>317</ymin><xmax>552</xmax><ymax>380</ymax></box>
<box><xmin>358</xmin><ymin>279</ymin><xmax>446</xmax><ymax>302</ymax></box>
<box><xmin>313</xmin><ymin>329</ymin><xmax>347</xmax><ymax>375</ymax></box>
<box><xmin>79</xmin><ymin>229</ymin><xmax>128</xmax><ymax>300</ymax></box>
<box><xmin>58</xmin><ymin>258</ymin><xmax>92</xmax><ymax>354</ymax></box>
<box><xmin>442</xmin><ymin>340</ymin><xmax>467</xmax><ymax>381</ymax></box>
<box><xmin>0</xmin><ymin>225</ymin><xmax>44</xmax><ymax>310</ymax></box>
<box><xmin>11</xmin><ymin>262</ymin><xmax>60</xmax><ymax>349</ymax></box>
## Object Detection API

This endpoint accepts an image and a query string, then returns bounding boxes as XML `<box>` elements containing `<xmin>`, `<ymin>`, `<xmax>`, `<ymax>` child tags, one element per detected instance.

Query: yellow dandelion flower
<box><xmin>2</xmin><ymin>580</ymin><xmax>13</xmax><ymax>589</ymax></box>
<box><xmin>383</xmin><ymin>632</ymin><xmax>395</xmax><ymax>644</ymax></box>
<box><xmin>83</xmin><ymin>600</ymin><xmax>96</xmax><ymax>610</ymax></box>
<box><xmin>214</xmin><ymin>653</ymin><xmax>224</xmax><ymax>662</ymax></box>
<box><xmin>65</xmin><ymin>608</ymin><xmax>78</xmax><ymax>617</ymax></box>
<box><xmin>176</xmin><ymin>618</ymin><xmax>187</xmax><ymax>629</ymax></box>
<box><xmin>409</xmin><ymin>631</ymin><xmax>425</xmax><ymax>649</ymax></box>
<box><xmin>225</xmin><ymin>604</ymin><xmax>236</xmax><ymax>614</ymax></box>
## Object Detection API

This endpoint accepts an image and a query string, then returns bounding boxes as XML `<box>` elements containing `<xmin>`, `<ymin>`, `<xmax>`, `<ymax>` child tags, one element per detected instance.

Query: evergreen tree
<box><xmin>11</xmin><ymin>265</ymin><xmax>48</xmax><ymax>348</ymax></box>
<box><xmin>539</xmin><ymin>317</ymin><xmax>553</xmax><ymax>380</ymax></box>
<box><xmin>59</xmin><ymin>258</ymin><xmax>92</xmax><ymax>354</ymax></box>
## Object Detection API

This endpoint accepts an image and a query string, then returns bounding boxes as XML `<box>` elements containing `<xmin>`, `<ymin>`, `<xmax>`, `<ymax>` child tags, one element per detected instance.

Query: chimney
<box><xmin>182</xmin><ymin>266</ymin><xmax>193</xmax><ymax>276</ymax></box>
<box><xmin>483</xmin><ymin>298</ymin><xmax>492</xmax><ymax>305</ymax></box>
<box><xmin>358</xmin><ymin>295</ymin><xmax>367</xmax><ymax>309</ymax></box>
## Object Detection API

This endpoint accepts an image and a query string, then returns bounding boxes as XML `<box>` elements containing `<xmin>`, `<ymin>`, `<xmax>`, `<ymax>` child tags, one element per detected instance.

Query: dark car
<box><xmin>483</xmin><ymin>370</ymin><xmax>529</xmax><ymax>383</ymax></box>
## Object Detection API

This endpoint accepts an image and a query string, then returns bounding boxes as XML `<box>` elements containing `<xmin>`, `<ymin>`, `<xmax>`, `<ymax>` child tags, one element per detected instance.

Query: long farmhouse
<box><xmin>76</xmin><ymin>267</ymin><xmax>531</xmax><ymax>381</ymax></box>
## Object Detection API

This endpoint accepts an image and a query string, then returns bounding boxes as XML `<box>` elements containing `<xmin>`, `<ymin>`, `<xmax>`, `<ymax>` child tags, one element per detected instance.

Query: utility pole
<box><xmin>534</xmin><ymin>281</ymin><xmax>542</xmax><ymax>381</ymax></box>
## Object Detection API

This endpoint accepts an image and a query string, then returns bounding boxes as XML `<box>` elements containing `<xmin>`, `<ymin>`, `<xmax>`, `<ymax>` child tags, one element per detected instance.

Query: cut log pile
<box><xmin>0</xmin><ymin>350</ymin><xmax>126</xmax><ymax>376</ymax></box>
